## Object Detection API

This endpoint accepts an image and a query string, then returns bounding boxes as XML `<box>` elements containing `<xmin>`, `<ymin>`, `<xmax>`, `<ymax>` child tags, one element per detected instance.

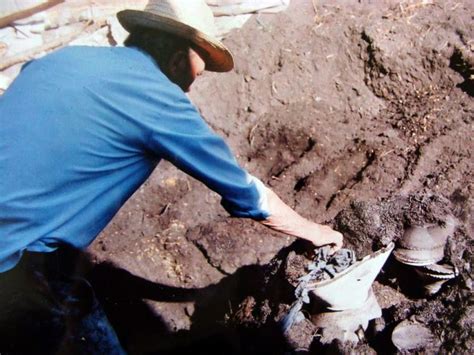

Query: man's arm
<box><xmin>259</xmin><ymin>186</ymin><xmax>343</xmax><ymax>250</ymax></box>
<box><xmin>137</xmin><ymin>82</ymin><xmax>343</xmax><ymax>249</ymax></box>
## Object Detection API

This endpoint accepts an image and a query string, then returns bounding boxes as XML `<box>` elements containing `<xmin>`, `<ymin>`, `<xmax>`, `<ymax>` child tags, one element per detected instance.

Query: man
<box><xmin>0</xmin><ymin>0</ymin><xmax>342</xmax><ymax>353</ymax></box>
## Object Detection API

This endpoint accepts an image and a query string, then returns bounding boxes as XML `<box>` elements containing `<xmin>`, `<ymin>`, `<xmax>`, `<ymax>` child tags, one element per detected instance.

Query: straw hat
<box><xmin>117</xmin><ymin>0</ymin><xmax>234</xmax><ymax>72</ymax></box>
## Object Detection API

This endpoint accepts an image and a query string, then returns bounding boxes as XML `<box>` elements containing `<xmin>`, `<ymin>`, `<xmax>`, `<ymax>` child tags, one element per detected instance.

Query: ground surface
<box><xmin>86</xmin><ymin>1</ymin><xmax>473</xmax><ymax>353</ymax></box>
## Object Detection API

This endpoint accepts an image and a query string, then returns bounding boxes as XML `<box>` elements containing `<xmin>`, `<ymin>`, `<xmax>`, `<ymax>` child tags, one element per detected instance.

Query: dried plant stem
<box><xmin>0</xmin><ymin>0</ymin><xmax>64</xmax><ymax>29</ymax></box>
<box><xmin>0</xmin><ymin>19</ymin><xmax>106</xmax><ymax>71</ymax></box>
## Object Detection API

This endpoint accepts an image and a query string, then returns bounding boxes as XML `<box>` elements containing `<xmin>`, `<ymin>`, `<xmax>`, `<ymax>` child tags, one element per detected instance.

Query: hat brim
<box><xmin>117</xmin><ymin>9</ymin><xmax>234</xmax><ymax>72</ymax></box>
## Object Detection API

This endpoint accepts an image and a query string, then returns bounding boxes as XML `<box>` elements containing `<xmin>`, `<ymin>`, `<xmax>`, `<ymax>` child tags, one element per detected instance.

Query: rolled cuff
<box><xmin>221</xmin><ymin>174</ymin><xmax>270</xmax><ymax>220</ymax></box>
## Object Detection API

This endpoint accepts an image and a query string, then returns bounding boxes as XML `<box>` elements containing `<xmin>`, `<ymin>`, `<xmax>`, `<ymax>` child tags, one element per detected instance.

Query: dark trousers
<box><xmin>0</xmin><ymin>248</ymin><xmax>126</xmax><ymax>355</ymax></box>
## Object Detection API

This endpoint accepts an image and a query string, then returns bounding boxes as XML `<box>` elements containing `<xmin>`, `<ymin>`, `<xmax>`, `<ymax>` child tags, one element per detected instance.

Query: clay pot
<box><xmin>311</xmin><ymin>289</ymin><xmax>381</xmax><ymax>344</ymax></box>
<box><xmin>414</xmin><ymin>263</ymin><xmax>458</xmax><ymax>295</ymax></box>
<box><xmin>394</xmin><ymin>216</ymin><xmax>456</xmax><ymax>266</ymax></box>
<box><xmin>308</xmin><ymin>243</ymin><xmax>394</xmax><ymax>311</ymax></box>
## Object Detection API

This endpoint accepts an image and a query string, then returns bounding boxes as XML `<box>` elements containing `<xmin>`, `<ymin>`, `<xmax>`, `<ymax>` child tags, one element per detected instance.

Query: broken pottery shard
<box><xmin>308</xmin><ymin>243</ymin><xmax>394</xmax><ymax>311</ymax></box>
<box><xmin>399</xmin><ymin>226</ymin><xmax>437</xmax><ymax>249</ymax></box>
<box><xmin>393</xmin><ymin>244</ymin><xmax>444</xmax><ymax>266</ymax></box>
<box><xmin>311</xmin><ymin>289</ymin><xmax>382</xmax><ymax>344</ymax></box>
<box><xmin>394</xmin><ymin>216</ymin><xmax>456</xmax><ymax>266</ymax></box>
<box><xmin>307</xmin><ymin>245</ymin><xmax>393</xmax><ymax>344</ymax></box>
<box><xmin>427</xmin><ymin>215</ymin><xmax>456</xmax><ymax>241</ymax></box>
<box><xmin>420</xmin><ymin>262</ymin><xmax>458</xmax><ymax>277</ymax></box>
<box><xmin>280</xmin><ymin>247</ymin><xmax>356</xmax><ymax>333</ymax></box>
<box><xmin>391</xmin><ymin>320</ymin><xmax>435</xmax><ymax>351</ymax></box>
<box><xmin>414</xmin><ymin>263</ymin><xmax>458</xmax><ymax>295</ymax></box>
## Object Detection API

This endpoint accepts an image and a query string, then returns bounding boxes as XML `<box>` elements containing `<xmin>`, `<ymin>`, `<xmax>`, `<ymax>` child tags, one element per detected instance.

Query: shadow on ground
<box><xmin>86</xmin><ymin>243</ymin><xmax>305</xmax><ymax>355</ymax></box>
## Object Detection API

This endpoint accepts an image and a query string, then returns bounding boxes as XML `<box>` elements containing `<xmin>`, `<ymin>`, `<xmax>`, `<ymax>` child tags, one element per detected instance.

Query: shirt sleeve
<box><xmin>139</xmin><ymin>83</ymin><xmax>269</xmax><ymax>220</ymax></box>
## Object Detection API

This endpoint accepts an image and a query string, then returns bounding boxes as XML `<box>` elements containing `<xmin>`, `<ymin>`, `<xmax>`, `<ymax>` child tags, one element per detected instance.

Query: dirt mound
<box><xmin>334</xmin><ymin>193</ymin><xmax>452</xmax><ymax>256</ymax></box>
<box><xmin>88</xmin><ymin>0</ymin><xmax>473</xmax><ymax>353</ymax></box>
<box><xmin>225</xmin><ymin>195</ymin><xmax>471</xmax><ymax>354</ymax></box>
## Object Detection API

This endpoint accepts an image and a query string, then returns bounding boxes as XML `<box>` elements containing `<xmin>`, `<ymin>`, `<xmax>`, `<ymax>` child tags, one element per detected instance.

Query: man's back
<box><xmin>0</xmin><ymin>45</ymin><xmax>268</xmax><ymax>273</ymax></box>
<box><xmin>0</xmin><ymin>46</ymin><xmax>171</xmax><ymax>271</ymax></box>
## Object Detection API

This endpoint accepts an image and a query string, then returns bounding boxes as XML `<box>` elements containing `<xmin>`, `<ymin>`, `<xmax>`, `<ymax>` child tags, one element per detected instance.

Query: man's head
<box><xmin>118</xmin><ymin>0</ymin><xmax>234</xmax><ymax>90</ymax></box>
<box><xmin>124</xmin><ymin>29</ymin><xmax>205</xmax><ymax>92</ymax></box>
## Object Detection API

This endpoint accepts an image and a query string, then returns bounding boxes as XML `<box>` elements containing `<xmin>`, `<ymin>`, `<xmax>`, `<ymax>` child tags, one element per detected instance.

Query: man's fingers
<box><xmin>328</xmin><ymin>240</ymin><xmax>342</xmax><ymax>254</ymax></box>
<box><xmin>324</xmin><ymin>245</ymin><xmax>337</xmax><ymax>255</ymax></box>
<box><xmin>334</xmin><ymin>231</ymin><xmax>344</xmax><ymax>249</ymax></box>
<box><xmin>316</xmin><ymin>227</ymin><xmax>343</xmax><ymax>251</ymax></box>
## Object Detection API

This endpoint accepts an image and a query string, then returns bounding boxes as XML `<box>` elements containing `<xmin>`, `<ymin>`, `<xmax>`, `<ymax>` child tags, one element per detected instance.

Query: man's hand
<box><xmin>259</xmin><ymin>186</ymin><xmax>343</xmax><ymax>251</ymax></box>
<box><xmin>309</xmin><ymin>224</ymin><xmax>343</xmax><ymax>250</ymax></box>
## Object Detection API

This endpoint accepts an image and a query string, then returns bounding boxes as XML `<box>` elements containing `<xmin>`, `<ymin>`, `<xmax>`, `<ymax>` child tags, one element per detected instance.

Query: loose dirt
<box><xmin>87</xmin><ymin>0</ymin><xmax>473</xmax><ymax>353</ymax></box>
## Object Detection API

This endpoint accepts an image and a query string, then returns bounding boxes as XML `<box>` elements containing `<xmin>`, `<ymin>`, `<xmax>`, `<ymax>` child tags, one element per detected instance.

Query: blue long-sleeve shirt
<box><xmin>0</xmin><ymin>46</ymin><xmax>269</xmax><ymax>272</ymax></box>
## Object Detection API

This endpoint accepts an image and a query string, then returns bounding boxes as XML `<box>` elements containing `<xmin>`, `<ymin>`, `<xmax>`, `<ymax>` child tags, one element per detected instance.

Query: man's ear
<box><xmin>167</xmin><ymin>50</ymin><xmax>189</xmax><ymax>78</ymax></box>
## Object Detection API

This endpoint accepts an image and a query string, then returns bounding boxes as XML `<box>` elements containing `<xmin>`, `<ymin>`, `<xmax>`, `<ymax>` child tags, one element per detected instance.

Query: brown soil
<box><xmin>86</xmin><ymin>1</ymin><xmax>473</xmax><ymax>354</ymax></box>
